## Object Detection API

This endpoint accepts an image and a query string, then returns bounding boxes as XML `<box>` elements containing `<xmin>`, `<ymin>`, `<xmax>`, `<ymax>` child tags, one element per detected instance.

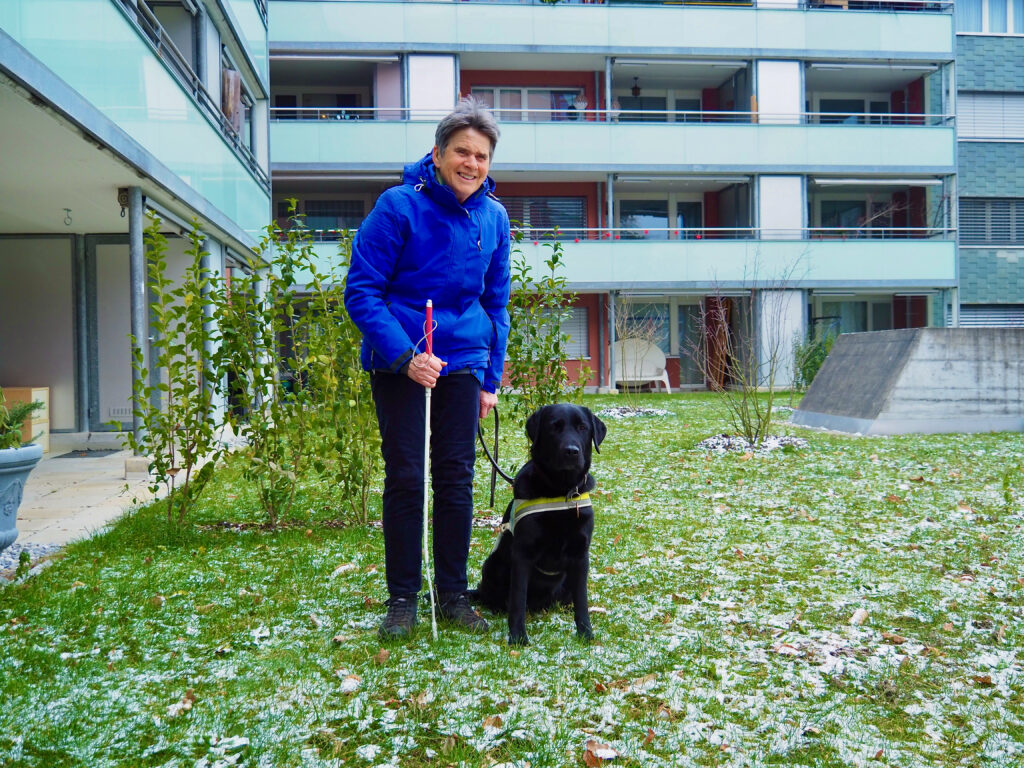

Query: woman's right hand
<box><xmin>406</xmin><ymin>353</ymin><xmax>446</xmax><ymax>388</ymax></box>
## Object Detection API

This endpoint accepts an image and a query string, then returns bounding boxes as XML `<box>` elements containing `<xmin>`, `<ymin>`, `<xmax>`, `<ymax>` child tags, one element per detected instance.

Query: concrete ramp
<box><xmin>792</xmin><ymin>328</ymin><xmax>1024</xmax><ymax>435</ymax></box>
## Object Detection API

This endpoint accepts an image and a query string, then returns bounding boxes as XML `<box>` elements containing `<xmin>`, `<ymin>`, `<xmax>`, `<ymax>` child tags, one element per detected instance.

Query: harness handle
<box><xmin>477</xmin><ymin>406</ymin><xmax>514</xmax><ymax>506</ymax></box>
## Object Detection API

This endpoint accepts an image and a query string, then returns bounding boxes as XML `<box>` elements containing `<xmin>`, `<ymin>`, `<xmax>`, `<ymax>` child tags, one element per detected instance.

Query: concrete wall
<box><xmin>0</xmin><ymin>238</ymin><xmax>76</xmax><ymax>430</ymax></box>
<box><xmin>879</xmin><ymin>328</ymin><xmax>1024</xmax><ymax>425</ymax></box>
<box><xmin>793</xmin><ymin>328</ymin><xmax>1024</xmax><ymax>434</ymax></box>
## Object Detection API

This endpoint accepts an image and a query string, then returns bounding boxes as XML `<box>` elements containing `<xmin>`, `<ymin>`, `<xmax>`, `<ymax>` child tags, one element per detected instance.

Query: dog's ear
<box><xmin>525</xmin><ymin>407</ymin><xmax>544</xmax><ymax>444</ymax></box>
<box><xmin>588</xmin><ymin>409</ymin><xmax>607</xmax><ymax>453</ymax></box>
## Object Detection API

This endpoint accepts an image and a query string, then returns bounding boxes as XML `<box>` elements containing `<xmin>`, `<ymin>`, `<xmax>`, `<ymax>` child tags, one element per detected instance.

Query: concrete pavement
<box><xmin>15</xmin><ymin>433</ymin><xmax>156</xmax><ymax>547</ymax></box>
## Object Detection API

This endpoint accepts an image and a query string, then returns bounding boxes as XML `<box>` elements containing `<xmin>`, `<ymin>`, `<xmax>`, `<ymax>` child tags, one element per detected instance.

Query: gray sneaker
<box><xmin>438</xmin><ymin>592</ymin><xmax>489</xmax><ymax>633</ymax></box>
<box><xmin>379</xmin><ymin>595</ymin><xmax>417</xmax><ymax>639</ymax></box>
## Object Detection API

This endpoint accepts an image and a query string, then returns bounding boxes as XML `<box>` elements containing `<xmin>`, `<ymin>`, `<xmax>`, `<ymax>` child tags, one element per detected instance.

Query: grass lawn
<box><xmin>1</xmin><ymin>392</ymin><xmax>1022</xmax><ymax>768</ymax></box>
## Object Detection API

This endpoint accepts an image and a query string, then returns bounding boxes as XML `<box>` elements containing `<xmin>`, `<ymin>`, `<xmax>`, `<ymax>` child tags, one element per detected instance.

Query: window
<box><xmin>958</xmin><ymin>93</ymin><xmax>1024</xmax><ymax>139</ymax></box>
<box><xmin>820</xmin><ymin>98</ymin><xmax>868</xmax><ymax>124</ymax></box>
<box><xmin>677</xmin><ymin>202</ymin><xmax>703</xmax><ymax>238</ymax></box>
<box><xmin>539</xmin><ymin>307</ymin><xmax>589</xmax><ymax>358</ymax></box>
<box><xmin>617</xmin><ymin>301</ymin><xmax>670</xmax><ymax>355</ymax></box>
<box><xmin>471</xmin><ymin>88</ymin><xmax>584</xmax><ymax>122</ymax></box>
<box><xmin>960</xmin><ymin>198</ymin><xmax>1024</xmax><ymax>244</ymax></box>
<box><xmin>956</xmin><ymin>0</ymin><xmax>1024</xmax><ymax>33</ymax></box>
<box><xmin>618</xmin><ymin>96</ymin><xmax>668</xmax><ymax>123</ymax></box>
<box><xmin>620</xmin><ymin>200</ymin><xmax>669</xmax><ymax>239</ymax></box>
<box><xmin>304</xmin><ymin>200</ymin><xmax>364</xmax><ymax>231</ymax></box>
<box><xmin>144</xmin><ymin>1</ymin><xmax>198</xmax><ymax>70</ymax></box>
<box><xmin>501</xmin><ymin>197</ymin><xmax>586</xmax><ymax>231</ymax></box>
<box><xmin>821</xmin><ymin>200</ymin><xmax>866</xmax><ymax>229</ymax></box>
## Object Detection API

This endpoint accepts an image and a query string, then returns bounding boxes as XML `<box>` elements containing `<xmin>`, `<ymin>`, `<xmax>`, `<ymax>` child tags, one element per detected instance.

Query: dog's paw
<box><xmin>576</xmin><ymin>625</ymin><xmax>594</xmax><ymax>641</ymax></box>
<box><xmin>508</xmin><ymin>633</ymin><xmax>530</xmax><ymax>647</ymax></box>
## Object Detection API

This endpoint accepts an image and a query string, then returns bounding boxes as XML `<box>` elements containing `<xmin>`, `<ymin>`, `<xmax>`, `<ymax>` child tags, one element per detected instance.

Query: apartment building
<box><xmin>0</xmin><ymin>0</ymin><xmax>271</xmax><ymax>435</ymax></box>
<box><xmin>268</xmin><ymin>0</ymin><xmax>958</xmax><ymax>390</ymax></box>
<box><xmin>954</xmin><ymin>1</ymin><xmax>1024</xmax><ymax>327</ymax></box>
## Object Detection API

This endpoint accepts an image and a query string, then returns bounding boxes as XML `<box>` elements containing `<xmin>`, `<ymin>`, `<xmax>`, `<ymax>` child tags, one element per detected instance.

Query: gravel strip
<box><xmin>697</xmin><ymin>433</ymin><xmax>809</xmax><ymax>455</ymax></box>
<box><xmin>0</xmin><ymin>542</ymin><xmax>63</xmax><ymax>574</ymax></box>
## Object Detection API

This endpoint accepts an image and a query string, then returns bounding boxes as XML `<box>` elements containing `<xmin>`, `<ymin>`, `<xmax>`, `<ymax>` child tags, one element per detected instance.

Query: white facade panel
<box><xmin>756</xmin><ymin>61</ymin><xmax>802</xmax><ymax>125</ymax></box>
<box><xmin>758</xmin><ymin>289</ymin><xmax>805</xmax><ymax>389</ymax></box>
<box><xmin>407</xmin><ymin>55</ymin><xmax>455</xmax><ymax>119</ymax></box>
<box><xmin>758</xmin><ymin>176</ymin><xmax>804</xmax><ymax>239</ymax></box>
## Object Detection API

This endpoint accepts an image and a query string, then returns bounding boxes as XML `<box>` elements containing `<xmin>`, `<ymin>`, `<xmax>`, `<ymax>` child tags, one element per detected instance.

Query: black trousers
<box><xmin>371</xmin><ymin>371</ymin><xmax>480</xmax><ymax>597</ymax></box>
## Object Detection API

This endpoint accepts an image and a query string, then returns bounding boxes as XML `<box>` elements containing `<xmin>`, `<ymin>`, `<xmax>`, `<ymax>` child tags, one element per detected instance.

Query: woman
<box><xmin>344</xmin><ymin>98</ymin><xmax>511</xmax><ymax>639</ymax></box>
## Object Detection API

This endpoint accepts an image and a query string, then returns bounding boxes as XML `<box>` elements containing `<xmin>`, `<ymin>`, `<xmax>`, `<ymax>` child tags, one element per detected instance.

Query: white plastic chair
<box><xmin>613</xmin><ymin>338</ymin><xmax>671</xmax><ymax>393</ymax></box>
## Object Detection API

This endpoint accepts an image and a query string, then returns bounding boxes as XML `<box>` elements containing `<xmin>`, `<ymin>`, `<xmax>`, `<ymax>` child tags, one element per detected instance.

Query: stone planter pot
<box><xmin>0</xmin><ymin>443</ymin><xmax>43</xmax><ymax>554</ymax></box>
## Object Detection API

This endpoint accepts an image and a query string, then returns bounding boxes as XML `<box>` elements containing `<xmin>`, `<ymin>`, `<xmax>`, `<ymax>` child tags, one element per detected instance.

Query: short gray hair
<box><xmin>435</xmin><ymin>96</ymin><xmax>500</xmax><ymax>158</ymax></box>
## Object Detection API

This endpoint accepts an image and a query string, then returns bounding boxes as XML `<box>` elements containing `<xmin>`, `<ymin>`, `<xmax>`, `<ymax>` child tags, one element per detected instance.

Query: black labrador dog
<box><xmin>471</xmin><ymin>403</ymin><xmax>607</xmax><ymax>645</ymax></box>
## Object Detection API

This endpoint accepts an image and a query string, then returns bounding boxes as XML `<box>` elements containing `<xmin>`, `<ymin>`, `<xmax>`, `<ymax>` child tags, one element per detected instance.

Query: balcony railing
<box><xmin>269</xmin><ymin>106</ymin><xmax>953</xmax><ymax>126</ymax></box>
<box><xmin>271</xmin><ymin>0</ymin><xmax>953</xmax><ymax>10</ymax></box>
<box><xmin>286</xmin><ymin>225</ymin><xmax>954</xmax><ymax>242</ymax></box>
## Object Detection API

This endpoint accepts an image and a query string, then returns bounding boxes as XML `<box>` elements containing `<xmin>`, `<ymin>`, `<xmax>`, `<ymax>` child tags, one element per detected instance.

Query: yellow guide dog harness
<box><xmin>502</xmin><ymin>492</ymin><xmax>592</xmax><ymax>537</ymax></box>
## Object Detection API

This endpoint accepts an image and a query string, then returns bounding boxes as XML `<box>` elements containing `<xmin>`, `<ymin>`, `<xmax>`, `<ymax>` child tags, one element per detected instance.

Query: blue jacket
<box><xmin>344</xmin><ymin>152</ymin><xmax>511</xmax><ymax>393</ymax></box>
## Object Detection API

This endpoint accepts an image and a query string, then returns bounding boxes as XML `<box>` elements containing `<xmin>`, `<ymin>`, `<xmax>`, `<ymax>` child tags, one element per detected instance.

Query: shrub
<box><xmin>793</xmin><ymin>328</ymin><xmax>837</xmax><ymax>392</ymax></box>
<box><xmin>123</xmin><ymin>215</ymin><xmax>220</xmax><ymax>523</ymax></box>
<box><xmin>0</xmin><ymin>388</ymin><xmax>44</xmax><ymax>450</ymax></box>
<box><xmin>503</xmin><ymin>229</ymin><xmax>589</xmax><ymax>419</ymax></box>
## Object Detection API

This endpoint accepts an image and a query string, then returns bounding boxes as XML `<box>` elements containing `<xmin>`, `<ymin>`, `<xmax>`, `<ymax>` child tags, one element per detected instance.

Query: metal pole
<box><xmin>604</xmin><ymin>57</ymin><xmax>612</xmax><ymax>120</ymax></box>
<box><xmin>73</xmin><ymin>235</ymin><xmax>89</xmax><ymax>432</ymax></box>
<box><xmin>608</xmin><ymin>290</ymin><xmax>617</xmax><ymax>392</ymax></box>
<box><xmin>606</xmin><ymin>172</ymin><xmax>614</xmax><ymax>241</ymax></box>
<box><xmin>422</xmin><ymin>299</ymin><xmax>438</xmax><ymax>640</ymax></box>
<box><xmin>128</xmin><ymin>186</ymin><xmax>147</xmax><ymax>454</ymax></box>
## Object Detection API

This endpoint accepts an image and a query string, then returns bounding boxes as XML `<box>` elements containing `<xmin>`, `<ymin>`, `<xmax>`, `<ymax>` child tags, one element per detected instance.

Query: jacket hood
<box><xmin>403</xmin><ymin>152</ymin><xmax>497</xmax><ymax>209</ymax></box>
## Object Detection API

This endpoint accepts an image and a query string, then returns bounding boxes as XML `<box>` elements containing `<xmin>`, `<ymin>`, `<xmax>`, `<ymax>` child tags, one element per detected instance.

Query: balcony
<box><xmin>515</xmin><ymin>228</ymin><xmax>956</xmax><ymax>289</ymax></box>
<box><xmin>304</xmin><ymin>226</ymin><xmax>954</xmax><ymax>291</ymax></box>
<box><xmin>0</xmin><ymin>0</ymin><xmax>270</xmax><ymax>237</ymax></box>
<box><xmin>269</xmin><ymin>1</ymin><xmax>954</xmax><ymax>59</ymax></box>
<box><xmin>270</xmin><ymin>109</ymin><xmax>955</xmax><ymax>174</ymax></box>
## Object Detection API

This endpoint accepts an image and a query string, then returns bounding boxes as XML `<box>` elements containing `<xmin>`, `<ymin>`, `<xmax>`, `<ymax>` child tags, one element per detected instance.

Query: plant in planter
<box><xmin>0</xmin><ymin>388</ymin><xmax>45</xmax><ymax>554</ymax></box>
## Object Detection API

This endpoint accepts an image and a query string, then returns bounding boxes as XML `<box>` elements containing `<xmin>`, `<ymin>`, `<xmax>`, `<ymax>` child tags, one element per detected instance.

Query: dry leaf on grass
<box><xmin>166</xmin><ymin>688</ymin><xmax>196</xmax><ymax>718</ymax></box>
<box><xmin>583</xmin><ymin>740</ymin><xmax>618</xmax><ymax>766</ymax></box>
<box><xmin>772</xmin><ymin>643</ymin><xmax>800</xmax><ymax>656</ymax></box>
<box><xmin>441</xmin><ymin>735</ymin><xmax>459</xmax><ymax>755</ymax></box>
<box><xmin>483</xmin><ymin>715</ymin><xmax>503</xmax><ymax>728</ymax></box>
<box><xmin>882</xmin><ymin>632</ymin><xmax>907</xmax><ymax>645</ymax></box>
<box><xmin>850</xmin><ymin>608</ymin><xmax>869</xmax><ymax>626</ymax></box>
<box><xmin>337</xmin><ymin>674</ymin><xmax>361</xmax><ymax>693</ymax></box>
<box><xmin>373</xmin><ymin>648</ymin><xmax>390</xmax><ymax>665</ymax></box>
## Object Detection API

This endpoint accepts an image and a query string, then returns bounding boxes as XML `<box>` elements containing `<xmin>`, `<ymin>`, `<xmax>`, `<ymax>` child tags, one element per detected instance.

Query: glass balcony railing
<box><xmin>286</xmin><ymin>225</ymin><xmax>954</xmax><ymax>242</ymax></box>
<box><xmin>345</xmin><ymin>0</ymin><xmax>953</xmax><ymax>10</ymax></box>
<box><xmin>117</xmin><ymin>0</ymin><xmax>269</xmax><ymax>189</ymax></box>
<box><xmin>269</xmin><ymin>106</ymin><xmax>953</xmax><ymax>126</ymax></box>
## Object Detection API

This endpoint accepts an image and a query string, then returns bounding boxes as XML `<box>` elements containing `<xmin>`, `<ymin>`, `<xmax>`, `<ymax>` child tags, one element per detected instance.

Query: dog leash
<box><xmin>477</xmin><ymin>407</ymin><xmax>514</xmax><ymax>508</ymax></box>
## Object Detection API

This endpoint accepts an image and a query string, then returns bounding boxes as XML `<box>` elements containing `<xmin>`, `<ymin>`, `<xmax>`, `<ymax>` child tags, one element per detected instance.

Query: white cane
<box><xmin>422</xmin><ymin>299</ymin><xmax>438</xmax><ymax>640</ymax></box>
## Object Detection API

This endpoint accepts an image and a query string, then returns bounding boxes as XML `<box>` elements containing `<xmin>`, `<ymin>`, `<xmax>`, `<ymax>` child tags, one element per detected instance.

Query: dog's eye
<box><xmin>576</xmin><ymin>423</ymin><xmax>587</xmax><ymax>433</ymax></box>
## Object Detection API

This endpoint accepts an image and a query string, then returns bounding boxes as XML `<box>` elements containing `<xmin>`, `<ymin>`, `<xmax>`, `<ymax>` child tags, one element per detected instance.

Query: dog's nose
<box><xmin>564</xmin><ymin>445</ymin><xmax>580</xmax><ymax>457</ymax></box>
